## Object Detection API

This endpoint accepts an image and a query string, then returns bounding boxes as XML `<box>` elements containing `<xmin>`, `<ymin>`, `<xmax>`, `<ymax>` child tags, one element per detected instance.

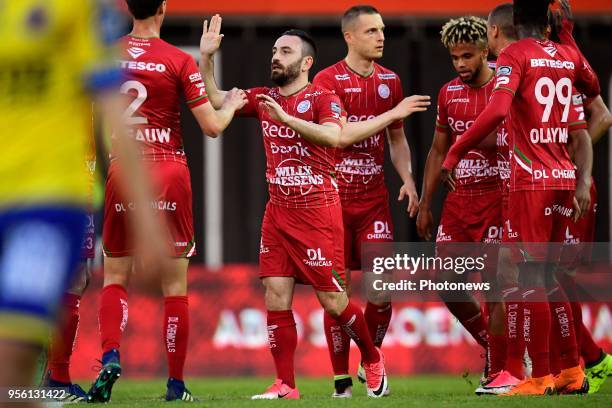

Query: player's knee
<box><xmin>264</xmin><ymin>287</ymin><xmax>291</xmax><ymax>310</ymax></box>
<box><xmin>317</xmin><ymin>291</ymin><xmax>347</xmax><ymax>318</ymax></box>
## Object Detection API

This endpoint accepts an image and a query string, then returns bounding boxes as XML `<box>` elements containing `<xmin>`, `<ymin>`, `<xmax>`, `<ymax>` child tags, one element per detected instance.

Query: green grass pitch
<box><xmin>75</xmin><ymin>375</ymin><xmax>611</xmax><ymax>407</ymax></box>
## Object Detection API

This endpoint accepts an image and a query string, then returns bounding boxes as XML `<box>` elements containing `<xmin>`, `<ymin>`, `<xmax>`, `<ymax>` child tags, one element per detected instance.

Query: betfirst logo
<box><xmin>448</xmin><ymin>117</ymin><xmax>474</xmax><ymax>133</ymax></box>
<box><xmin>303</xmin><ymin>248</ymin><xmax>332</xmax><ymax>267</ymax></box>
<box><xmin>120</xmin><ymin>60</ymin><xmax>167</xmax><ymax>73</ymax></box>
<box><xmin>530</xmin><ymin>59</ymin><xmax>575</xmax><ymax>70</ymax></box>
<box><xmin>268</xmin><ymin>159</ymin><xmax>324</xmax><ymax>196</ymax></box>
<box><xmin>261</xmin><ymin>121</ymin><xmax>302</xmax><ymax>139</ymax></box>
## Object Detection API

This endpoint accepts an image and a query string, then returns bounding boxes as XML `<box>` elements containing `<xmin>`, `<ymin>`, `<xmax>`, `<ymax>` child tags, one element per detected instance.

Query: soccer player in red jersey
<box><xmin>200</xmin><ymin>15</ymin><xmax>389</xmax><ymax>399</ymax></box>
<box><xmin>312</xmin><ymin>5</ymin><xmax>430</xmax><ymax>397</ymax></box>
<box><xmin>442</xmin><ymin>0</ymin><xmax>599</xmax><ymax>396</ymax></box>
<box><xmin>89</xmin><ymin>1</ymin><xmax>246</xmax><ymax>402</ymax></box>
<box><xmin>416</xmin><ymin>16</ymin><xmax>507</xmax><ymax>392</ymax></box>
<box><xmin>549</xmin><ymin>0</ymin><xmax>612</xmax><ymax>392</ymax></box>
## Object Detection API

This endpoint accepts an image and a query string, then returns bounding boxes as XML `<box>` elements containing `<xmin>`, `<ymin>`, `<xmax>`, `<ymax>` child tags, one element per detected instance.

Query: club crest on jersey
<box><xmin>496</xmin><ymin>66</ymin><xmax>512</xmax><ymax>76</ymax></box>
<box><xmin>377</xmin><ymin>73</ymin><xmax>396</xmax><ymax>80</ymax></box>
<box><xmin>335</xmin><ymin>74</ymin><xmax>351</xmax><ymax>81</ymax></box>
<box><xmin>297</xmin><ymin>100</ymin><xmax>311</xmax><ymax>114</ymax></box>
<box><xmin>378</xmin><ymin>84</ymin><xmax>390</xmax><ymax>99</ymax></box>
<box><xmin>447</xmin><ymin>85</ymin><xmax>464</xmax><ymax>91</ymax></box>
<box><xmin>127</xmin><ymin>47</ymin><xmax>146</xmax><ymax>59</ymax></box>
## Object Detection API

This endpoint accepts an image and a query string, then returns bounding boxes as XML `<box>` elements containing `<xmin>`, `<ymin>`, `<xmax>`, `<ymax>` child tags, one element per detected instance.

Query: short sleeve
<box><xmin>180</xmin><ymin>56</ymin><xmax>208</xmax><ymax>108</ymax></box>
<box><xmin>574</xmin><ymin>52</ymin><xmax>600</xmax><ymax>99</ymax></box>
<box><xmin>388</xmin><ymin>76</ymin><xmax>404</xmax><ymax>130</ymax></box>
<box><xmin>238</xmin><ymin>87</ymin><xmax>267</xmax><ymax>118</ymax></box>
<box><xmin>568</xmin><ymin>92</ymin><xmax>587</xmax><ymax>132</ymax></box>
<box><xmin>492</xmin><ymin>48</ymin><xmax>522</xmax><ymax>97</ymax></box>
<box><xmin>435</xmin><ymin>86</ymin><xmax>449</xmax><ymax>133</ymax></box>
<box><xmin>315</xmin><ymin>92</ymin><xmax>346</xmax><ymax>126</ymax></box>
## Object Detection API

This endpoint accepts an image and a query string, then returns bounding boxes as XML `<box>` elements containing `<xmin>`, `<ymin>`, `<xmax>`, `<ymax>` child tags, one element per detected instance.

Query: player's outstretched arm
<box><xmin>339</xmin><ymin>95</ymin><xmax>431</xmax><ymax>148</ymax></box>
<box><xmin>200</xmin><ymin>14</ymin><xmax>228</xmax><ymax>109</ymax></box>
<box><xmin>585</xmin><ymin>96</ymin><xmax>612</xmax><ymax>144</ymax></box>
<box><xmin>442</xmin><ymin>90</ymin><xmax>512</xmax><ymax>171</ymax></box>
<box><xmin>257</xmin><ymin>94</ymin><xmax>341</xmax><ymax>147</ymax></box>
<box><xmin>416</xmin><ymin>130</ymin><xmax>451</xmax><ymax>241</ymax></box>
<box><xmin>387</xmin><ymin>128</ymin><xmax>419</xmax><ymax>217</ymax></box>
<box><xmin>191</xmin><ymin>88</ymin><xmax>247</xmax><ymax>137</ymax></box>
<box><xmin>570</xmin><ymin>128</ymin><xmax>593</xmax><ymax>220</ymax></box>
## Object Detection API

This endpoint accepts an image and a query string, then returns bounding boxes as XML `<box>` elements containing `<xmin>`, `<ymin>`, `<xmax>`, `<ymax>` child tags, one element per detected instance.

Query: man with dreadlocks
<box><xmin>417</xmin><ymin>15</ymin><xmax>508</xmax><ymax>394</ymax></box>
<box><xmin>442</xmin><ymin>0</ymin><xmax>599</xmax><ymax>396</ymax></box>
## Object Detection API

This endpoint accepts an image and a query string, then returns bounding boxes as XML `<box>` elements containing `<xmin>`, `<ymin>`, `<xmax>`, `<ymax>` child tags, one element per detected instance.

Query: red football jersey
<box><xmin>313</xmin><ymin>61</ymin><xmax>403</xmax><ymax>200</ymax></box>
<box><xmin>241</xmin><ymin>84</ymin><xmax>345</xmax><ymax>209</ymax></box>
<box><xmin>116</xmin><ymin>36</ymin><xmax>209</xmax><ymax>163</ymax></box>
<box><xmin>494</xmin><ymin>38</ymin><xmax>598</xmax><ymax>192</ymax></box>
<box><xmin>436</xmin><ymin>76</ymin><xmax>500</xmax><ymax>195</ymax></box>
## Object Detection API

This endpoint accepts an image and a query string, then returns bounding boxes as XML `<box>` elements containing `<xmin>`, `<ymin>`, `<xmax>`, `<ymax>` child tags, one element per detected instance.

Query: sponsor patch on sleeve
<box><xmin>331</xmin><ymin>102</ymin><xmax>342</xmax><ymax>119</ymax></box>
<box><xmin>496</xmin><ymin>66</ymin><xmax>512</xmax><ymax>76</ymax></box>
<box><xmin>572</xmin><ymin>94</ymin><xmax>583</xmax><ymax>106</ymax></box>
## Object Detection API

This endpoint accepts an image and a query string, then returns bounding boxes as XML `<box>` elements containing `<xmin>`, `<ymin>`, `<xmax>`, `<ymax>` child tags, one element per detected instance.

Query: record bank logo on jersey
<box><xmin>269</xmin><ymin>158</ymin><xmax>324</xmax><ymax>196</ymax></box>
<box><xmin>336</xmin><ymin>152</ymin><xmax>382</xmax><ymax>184</ymax></box>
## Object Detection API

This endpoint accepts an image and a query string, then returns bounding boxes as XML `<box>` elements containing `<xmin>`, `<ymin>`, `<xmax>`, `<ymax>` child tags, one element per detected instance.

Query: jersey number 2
<box><xmin>120</xmin><ymin>80</ymin><xmax>148</xmax><ymax>125</ymax></box>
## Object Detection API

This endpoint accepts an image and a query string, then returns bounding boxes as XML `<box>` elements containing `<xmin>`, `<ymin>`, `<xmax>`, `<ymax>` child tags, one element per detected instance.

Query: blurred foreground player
<box><xmin>313</xmin><ymin>5</ymin><xmax>430</xmax><ymax>397</ymax></box>
<box><xmin>0</xmin><ymin>0</ymin><xmax>125</xmax><ymax>396</ymax></box>
<box><xmin>200</xmin><ymin>16</ymin><xmax>389</xmax><ymax>399</ymax></box>
<box><xmin>442</xmin><ymin>0</ymin><xmax>599</xmax><ymax>396</ymax></box>
<box><xmin>89</xmin><ymin>0</ymin><xmax>245</xmax><ymax>403</ymax></box>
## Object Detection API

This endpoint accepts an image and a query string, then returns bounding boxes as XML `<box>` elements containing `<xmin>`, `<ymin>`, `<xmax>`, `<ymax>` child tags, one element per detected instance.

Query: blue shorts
<box><xmin>0</xmin><ymin>205</ymin><xmax>87</xmax><ymax>344</ymax></box>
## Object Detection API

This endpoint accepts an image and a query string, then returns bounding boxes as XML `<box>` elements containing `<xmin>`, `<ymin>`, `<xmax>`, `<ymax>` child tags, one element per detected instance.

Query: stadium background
<box><xmin>80</xmin><ymin>1</ymin><xmax>612</xmax><ymax>379</ymax></box>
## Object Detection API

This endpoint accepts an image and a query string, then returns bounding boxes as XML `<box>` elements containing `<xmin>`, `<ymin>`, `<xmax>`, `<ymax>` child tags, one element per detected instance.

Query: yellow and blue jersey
<box><xmin>0</xmin><ymin>0</ymin><xmax>120</xmax><ymax>208</ymax></box>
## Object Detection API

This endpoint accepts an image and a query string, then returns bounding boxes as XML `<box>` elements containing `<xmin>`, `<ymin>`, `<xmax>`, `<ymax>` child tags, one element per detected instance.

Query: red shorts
<box><xmin>505</xmin><ymin>190</ymin><xmax>574</xmax><ymax>262</ymax></box>
<box><xmin>81</xmin><ymin>213</ymin><xmax>95</xmax><ymax>259</ymax></box>
<box><xmin>436</xmin><ymin>191</ymin><xmax>503</xmax><ymax>244</ymax></box>
<box><xmin>342</xmin><ymin>190</ymin><xmax>393</xmax><ymax>270</ymax></box>
<box><xmin>259</xmin><ymin>202</ymin><xmax>345</xmax><ymax>292</ymax></box>
<box><xmin>103</xmin><ymin>160</ymin><xmax>196</xmax><ymax>258</ymax></box>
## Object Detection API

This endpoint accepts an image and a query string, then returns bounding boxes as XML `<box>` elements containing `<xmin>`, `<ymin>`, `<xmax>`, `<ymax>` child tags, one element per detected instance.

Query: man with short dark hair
<box><xmin>313</xmin><ymin>4</ymin><xmax>429</xmax><ymax>398</ymax></box>
<box><xmin>88</xmin><ymin>0</ymin><xmax>246</xmax><ymax>402</ymax></box>
<box><xmin>200</xmin><ymin>15</ymin><xmax>390</xmax><ymax>399</ymax></box>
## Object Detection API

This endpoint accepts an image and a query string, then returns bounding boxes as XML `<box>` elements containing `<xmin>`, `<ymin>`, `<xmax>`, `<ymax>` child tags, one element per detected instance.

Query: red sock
<box><xmin>324</xmin><ymin>311</ymin><xmax>350</xmax><ymax>376</ymax></box>
<box><xmin>548</xmin><ymin>286</ymin><xmax>579</xmax><ymax>370</ymax></box>
<box><xmin>164</xmin><ymin>296</ymin><xmax>189</xmax><ymax>381</ymax></box>
<box><xmin>99</xmin><ymin>284</ymin><xmax>128</xmax><ymax>353</ymax></box>
<box><xmin>503</xmin><ymin>287</ymin><xmax>524</xmax><ymax>379</ymax></box>
<box><xmin>570</xmin><ymin>302</ymin><xmax>582</xmax><ymax>350</ymax></box>
<box><xmin>267</xmin><ymin>310</ymin><xmax>297</xmax><ymax>388</ymax></box>
<box><xmin>462</xmin><ymin>310</ymin><xmax>488</xmax><ymax>349</ymax></box>
<box><xmin>364</xmin><ymin>302</ymin><xmax>392</xmax><ymax>347</ymax></box>
<box><xmin>523</xmin><ymin>287</ymin><xmax>550</xmax><ymax>378</ymax></box>
<box><xmin>335</xmin><ymin>301</ymin><xmax>379</xmax><ymax>364</ymax></box>
<box><xmin>488</xmin><ymin>334</ymin><xmax>507</xmax><ymax>374</ymax></box>
<box><xmin>48</xmin><ymin>294</ymin><xmax>81</xmax><ymax>383</ymax></box>
<box><xmin>580</xmin><ymin>320</ymin><xmax>602</xmax><ymax>365</ymax></box>
<box><xmin>549</xmin><ymin>327</ymin><xmax>561</xmax><ymax>375</ymax></box>
<box><xmin>559</xmin><ymin>274</ymin><xmax>583</xmax><ymax>350</ymax></box>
